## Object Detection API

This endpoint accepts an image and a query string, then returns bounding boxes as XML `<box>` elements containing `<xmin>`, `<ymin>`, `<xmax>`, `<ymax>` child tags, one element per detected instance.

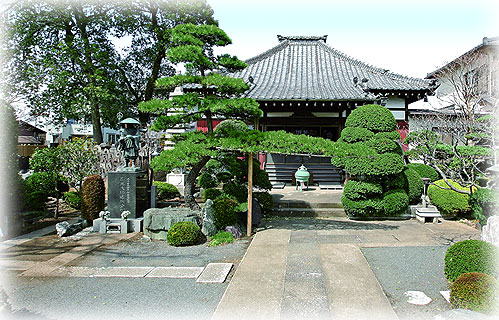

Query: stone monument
<box><xmin>94</xmin><ymin>118</ymin><xmax>147</xmax><ymax>233</ymax></box>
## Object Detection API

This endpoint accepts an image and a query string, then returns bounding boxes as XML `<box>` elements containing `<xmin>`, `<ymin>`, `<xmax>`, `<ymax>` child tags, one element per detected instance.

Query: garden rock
<box><xmin>238</xmin><ymin>198</ymin><xmax>262</xmax><ymax>227</ymax></box>
<box><xmin>143</xmin><ymin>207</ymin><xmax>199</xmax><ymax>240</ymax></box>
<box><xmin>225</xmin><ymin>225</ymin><xmax>242</xmax><ymax>238</ymax></box>
<box><xmin>55</xmin><ymin>220</ymin><xmax>86</xmax><ymax>237</ymax></box>
<box><xmin>201</xmin><ymin>200</ymin><xmax>217</xmax><ymax>237</ymax></box>
<box><xmin>481</xmin><ymin>215</ymin><xmax>499</xmax><ymax>246</ymax></box>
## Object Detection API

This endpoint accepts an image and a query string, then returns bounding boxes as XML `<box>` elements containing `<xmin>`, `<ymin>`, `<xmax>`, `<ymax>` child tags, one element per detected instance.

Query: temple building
<box><xmin>232</xmin><ymin>36</ymin><xmax>437</xmax><ymax>187</ymax></box>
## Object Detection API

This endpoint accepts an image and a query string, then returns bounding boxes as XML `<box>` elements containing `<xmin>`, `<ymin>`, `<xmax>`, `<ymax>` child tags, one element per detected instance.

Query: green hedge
<box><xmin>444</xmin><ymin>240</ymin><xmax>499</xmax><ymax>283</ymax></box>
<box><xmin>153</xmin><ymin>181</ymin><xmax>179</xmax><ymax>200</ymax></box>
<box><xmin>381</xmin><ymin>189</ymin><xmax>409</xmax><ymax>216</ymax></box>
<box><xmin>406</xmin><ymin>163</ymin><xmax>439</xmax><ymax>182</ymax></box>
<box><xmin>428</xmin><ymin>179</ymin><xmax>473</xmax><ymax>218</ymax></box>
<box><xmin>342</xmin><ymin>195</ymin><xmax>383</xmax><ymax>217</ymax></box>
<box><xmin>343</xmin><ymin>179</ymin><xmax>383</xmax><ymax>201</ymax></box>
<box><xmin>345</xmin><ymin>104</ymin><xmax>397</xmax><ymax>133</ymax></box>
<box><xmin>340</xmin><ymin>127</ymin><xmax>374</xmax><ymax>143</ymax></box>
<box><xmin>469</xmin><ymin>188</ymin><xmax>497</xmax><ymax>224</ymax></box>
<box><xmin>345</xmin><ymin>153</ymin><xmax>404</xmax><ymax>177</ymax></box>
<box><xmin>366</xmin><ymin>137</ymin><xmax>400</xmax><ymax>154</ymax></box>
<box><xmin>450</xmin><ymin>272</ymin><xmax>498</xmax><ymax>313</ymax></box>
<box><xmin>167</xmin><ymin>221</ymin><xmax>201</xmax><ymax>246</ymax></box>
<box><xmin>403</xmin><ymin>167</ymin><xmax>423</xmax><ymax>205</ymax></box>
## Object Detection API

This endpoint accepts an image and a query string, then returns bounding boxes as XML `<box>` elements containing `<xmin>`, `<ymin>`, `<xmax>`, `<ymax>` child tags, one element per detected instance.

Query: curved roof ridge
<box><xmin>245</xmin><ymin>40</ymin><xmax>289</xmax><ymax>65</ymax></box>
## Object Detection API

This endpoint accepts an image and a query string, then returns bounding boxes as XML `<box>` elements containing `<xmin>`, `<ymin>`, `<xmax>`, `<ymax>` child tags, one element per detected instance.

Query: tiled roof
<box><xmin>232</xmin><ymin>36</ymin><xmax>435</xmax><ymax>101</ymax></box>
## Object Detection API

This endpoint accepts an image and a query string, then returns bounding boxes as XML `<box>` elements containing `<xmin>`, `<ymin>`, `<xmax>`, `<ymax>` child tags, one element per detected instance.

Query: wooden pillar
<box><xmin>247</xmin><ymin>152</ymin><xmax>253</xmax><ymax>237</ymax></box>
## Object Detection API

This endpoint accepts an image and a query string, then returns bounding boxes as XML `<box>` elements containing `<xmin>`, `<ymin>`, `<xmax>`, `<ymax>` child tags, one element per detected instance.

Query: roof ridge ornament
<box><xmin>277</xmin><ymin>35</ymin><xmax>328</xmax><ymax>43</ymax></box>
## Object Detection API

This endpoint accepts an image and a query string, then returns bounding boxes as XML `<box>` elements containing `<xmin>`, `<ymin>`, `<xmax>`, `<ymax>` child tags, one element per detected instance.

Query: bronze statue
<box><xmin>118</xmin><ymin>118</ymin><xmax>143</xmax><ymax>168</ymax></box>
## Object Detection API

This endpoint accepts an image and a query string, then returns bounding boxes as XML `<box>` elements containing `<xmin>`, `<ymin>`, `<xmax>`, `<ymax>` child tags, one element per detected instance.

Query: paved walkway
<box><xmin>212</xmin><ymin>217</ymin><xmax>481</xmax><ymax>320</ymax></box>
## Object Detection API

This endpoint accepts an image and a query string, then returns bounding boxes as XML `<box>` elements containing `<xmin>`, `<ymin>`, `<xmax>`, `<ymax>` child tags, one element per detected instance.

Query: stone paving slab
<box><xmin>93</xmin><ymin>266</ymin><xmax>154</xmax><ymax>278</ymax></box>
<box><xmin>146</xmin><ymin>267</ymin><xmax>204</xmax><ymax>278</ymax></box>
<box><xmin>196</xmin><ymin>263</ymin><xmax>233</xmax><ymax>283</ymax></box>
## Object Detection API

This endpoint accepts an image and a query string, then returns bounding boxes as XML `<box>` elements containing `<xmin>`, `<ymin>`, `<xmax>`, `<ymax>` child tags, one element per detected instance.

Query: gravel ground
<box><xmin>362</xmin><ymin>245</ymin><xmax>452</xmax><ymax>320</ymax></box>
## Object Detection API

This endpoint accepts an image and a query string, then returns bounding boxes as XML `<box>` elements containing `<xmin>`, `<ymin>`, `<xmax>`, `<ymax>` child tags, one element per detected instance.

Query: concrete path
<box><xmin>212</xmin><ymin>217</ymin><xmax>481</xmax><ymax>320</ymax></box>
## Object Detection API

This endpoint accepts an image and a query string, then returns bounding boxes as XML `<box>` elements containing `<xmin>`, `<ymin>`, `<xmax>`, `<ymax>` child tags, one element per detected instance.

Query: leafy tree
<box><xmin>59</xmin><ymin>138</ymin><xmax>99</xmax><ymax>191</ymax></box>
<box><xmin>140</xmin><ymin>23</ymin><xmax>261</xmax><ymax>210</ymax></box>
<box><xmin>5</xmin><ymin>0</ymin><xmax>216</xmax><ymax>142</ymax></box>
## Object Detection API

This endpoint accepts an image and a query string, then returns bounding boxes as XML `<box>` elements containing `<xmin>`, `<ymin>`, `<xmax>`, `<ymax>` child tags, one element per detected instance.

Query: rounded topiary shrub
<box><xmin>384</xmin><ymin>173</ymin><xmax>407</xmax><ymax>191</ymax></box>
<box><xmin>343</xmin><ymin>179</ymin><xmax>383</xmax><ymax>201</ymax></box>
<box><xmin>153</xmin><ymin>181</ymin><xmax>179</xmax><ymax>200</ymax></box>
<box><xmin>214</xmin><ymin>119</ymin><xmax>249</xmax><ymax>136</ymax></box>
<box><xmin>345</xmin><ymin>104</ymin><xmax>397</xmax><ymax>133</ymax></box>
<box><xmin>428</xmin><ymin>179</ymin><xmax>473</xmax><ymax>218</ymax></box>
<box><xmin>167</xmin><ymin>221</ymin><xmax>201</xmax><ymax>246</ymax></box>
<box><xmin>345</xmin><ymin>153</ymin><xmax>404</xmax><ymax>177</ymax></box>
<box><xmin>81</xmin><ymin>174</ymin><xmax>105</xmax><ymax>222</ymax></box>
<box><xmin>444</xmin><ymin>240</ymin><xmax>499</xmax><ymax>283</ymax></box>
<box><xmin>342</xmin><ymin>195</ymin><xmax>383</xmax><ymax>218</ymax></box>
<box><xmin>340</xmin><ymin>127</ymin><xmax>374</xmax><ymax>143</ymax></box>
<box><xmin>470</xmin><ymin>188</ymin><xmax>498</xmax><ymax>224</ymax></box>
<box><xmin>381</xmin><ymin>189</ymin><xmax>409</xmax><ymax>216</ymax></box>
<box><xmin>366</xmin><ymin>137</ymin><xmax>400</xmax><ymax>154</ymax></box>
<box><xmin>212</xmin><ymin>195</ymin><xmax>239</xmax><ymax>230</ymax></box>
<box><xmin>203</xmin><ymin>188</ymin><xmax>222</xmax><ymax>202</ymax></box>
<box><xmin>403</xmin><ymin>167</ymin><xmax>423</xmax><ymax>204</ymax></box>
<box><xmin>450</xmin><ymin>272</ymin><xmax>498</xmax><ymax>313</ymax></box>
<box><xmin>406</xmin><ymin>163</ymin><xmax>439</xmax><ymax>182</ymax></box>
<box><xmin>374</xmin><ymin>130</ymin><xmax>401</xmax><ymax>141</ymax></box>
<box><xmin>222</xmin><ymin>182</ymin><xmax>247</xmax><ymax>203</ymax></box>
<box><xmin>253</xmin><ymin>191</ymin><xmax>273</xmax><ymax>215</ymax></box>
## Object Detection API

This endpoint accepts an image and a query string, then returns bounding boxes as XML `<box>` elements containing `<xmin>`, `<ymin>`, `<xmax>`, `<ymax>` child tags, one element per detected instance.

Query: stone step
<box><xmin>271</xmin><ymin>208</ymin><xmax>346</xmax><ymax>218</ymax></box>
<box><xmin>273</xmin><ymin>202</ymin><xmax>343</xmax><ymax>209</ymax></box>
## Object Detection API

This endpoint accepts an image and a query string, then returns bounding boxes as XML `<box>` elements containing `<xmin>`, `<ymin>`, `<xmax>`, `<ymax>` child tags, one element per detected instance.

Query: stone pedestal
<box><xmin>108</xmin><ymin>171</ymin><xmax>148</xmax><ymax>218</ymax></box>
<box><xmin>92</xmin><ymin>217</ymin><xmax>143</xmax><ymax>233</ymax></box>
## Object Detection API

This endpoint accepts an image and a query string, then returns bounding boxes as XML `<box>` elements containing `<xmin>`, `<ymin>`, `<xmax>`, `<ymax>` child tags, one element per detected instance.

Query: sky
<box><xmin>209</xmin><ymin>0</ymin><xmax>499</xmax><ymax>79</ymax></box>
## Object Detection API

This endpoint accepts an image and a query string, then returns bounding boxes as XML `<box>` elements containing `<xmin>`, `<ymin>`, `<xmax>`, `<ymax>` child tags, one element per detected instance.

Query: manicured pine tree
<box><xmin>139</xmin><ymin>23</ymin><xmax>262</xmax><ymax>210</ymax></box>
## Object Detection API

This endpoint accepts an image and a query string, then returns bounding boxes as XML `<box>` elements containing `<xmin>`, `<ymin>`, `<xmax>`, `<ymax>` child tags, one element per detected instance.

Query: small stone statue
<box><xmin>117</xmin><ymin>118</ymin><xmax>145</xmax><ymax>169</ymax></box>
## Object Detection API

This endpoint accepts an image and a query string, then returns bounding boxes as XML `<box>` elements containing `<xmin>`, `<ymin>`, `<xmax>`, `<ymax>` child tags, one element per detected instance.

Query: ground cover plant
<box><xmin>208</xmin><ymin>231</ymin><xmax>234</xmax><ymax>247</ymax></box>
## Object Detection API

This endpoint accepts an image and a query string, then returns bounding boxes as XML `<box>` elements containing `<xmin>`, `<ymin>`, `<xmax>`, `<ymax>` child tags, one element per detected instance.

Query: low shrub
<box><xmin>406</xmin><ymin>163</ymin><xmax>439</xmax><ymax>182</ymax></box>
<box><xmin>344</xmin><ymin>104</ymin><xmax>397</xmax><ymax>133</ymax></box>
<box><xmin>444</xmin><ymin>239</ymin><xmax>499</xmax><ymax>283</ymax></box>
<box><xmin>428</xmin><ymin>179</ymin><xmax>473</xmax><ymax>218</ymax></box>
<box><xmin>198</xmin><ymin>172</ymin><xmax>218</xmax><ymax>189</ymax></box>
<box><xmin>343</xmin><ymin>179</ymin><xmax>383</xmax><ymax>201</ymax></box>
<box><xmin>403</xmin><ymin>167</ymin><xmax>423</xmax><ymax>204</ymax></box>
<box><xmin>342</xmin><ymin>195</ymin><xmax>383</xmax><ymax>217</ymax></box>
<box><xmin>450</xmin><ymin>272</ymin><xmax>498</xmax><ymax>313</ymax></box>
<box><xmin>208</xmin><ymin>231</ymin><xmax>234</xmax><ymax>247</ymax></box>
<box><xmin>212</xmin><ymin>195</ymin><xmax>239</xmax><ymax>230</ymax></box>
<box><xmin>203</xmin><ymin>188</ymin><xmax>222</xmax><ymax>202</ymax></box>
<box><xmin>253</xmin><ymin>191</ymin><xmax>274</xmax><ymax>215</ymax></box>
<box><xmin>25</xmin><ymin>171</ymin><xmax>58</xmax><ymax>198</ymax></box>
<box><xmin>153</xmin><ymin>181</ymin><xmax>179</xmax><ymax>200</ymax></box>
<box><xmin>381</xmin><ymin>188</ymin><xmax>409</xmax><ymax>216</ymax></box>
<box><xmin>167</xmin><ymin>221</ymin><xmax>201</xmax><ymax>246</ymax></box>
<box><xmin>81</xmin><ymin>174</ymin><xmax>105</xmax><ymax>222</ymax></box>
<box><xmin>63</xmin><ymin>191</ymin><xmax>81</xmax><ymax>209</ymax></box>
<box><xmin>470</xmin><ymin>188</ymin><xmax>498</xmax><ymax>224</ymax></box>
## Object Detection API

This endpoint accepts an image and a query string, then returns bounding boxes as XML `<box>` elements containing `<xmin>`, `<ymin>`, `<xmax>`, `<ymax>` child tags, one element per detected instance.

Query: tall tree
<box><xmin>139</xmin><ymin>23</ymin><xmax>262</xmax><ymax>210</ymax></box>
<box><xmin>5</xmin><ymin>0</ymin><xmax>216</xmax><ymax>142</ymax></box>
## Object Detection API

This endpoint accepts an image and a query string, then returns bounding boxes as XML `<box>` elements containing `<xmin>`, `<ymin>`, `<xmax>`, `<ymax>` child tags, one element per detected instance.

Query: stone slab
<box><xmin>146</xmin><ymin>267</ymin><xmax>204</xmax><ymax>278</ymax></box>
<box><xmin>93</xmin><ymin>267</ymin><xmax>154</xmax><ymax>277</ymax></box>
<box><xmin>196</xmin><ymin>263</ymin><xmax>233</xmax><ymax>283</ymax></box>
<box><xmin>108</xmin><ymin>171</ymin><xmax>147</xmax><ymax>218</ymax></box>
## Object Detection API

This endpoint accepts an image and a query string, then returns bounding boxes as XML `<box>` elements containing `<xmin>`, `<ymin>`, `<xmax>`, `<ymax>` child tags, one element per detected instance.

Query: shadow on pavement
<box><xmin>259</xmin><ymin>217</ymin><xmax>400</xmax><ymax>231</ymax></box>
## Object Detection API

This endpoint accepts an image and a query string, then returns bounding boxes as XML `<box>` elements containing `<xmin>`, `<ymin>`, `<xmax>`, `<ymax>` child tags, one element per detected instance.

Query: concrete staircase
<box><xmin>271</xmin><ymin>200</ymin><xmax>346</xmax><ymax>218</ymax></box>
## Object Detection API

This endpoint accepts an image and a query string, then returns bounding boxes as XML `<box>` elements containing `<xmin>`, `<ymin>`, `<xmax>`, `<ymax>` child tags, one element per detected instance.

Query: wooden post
<box><xmin>247</xmin><ymin>152</ymin><xmax>253</xmax><ymax>237</ymax></box>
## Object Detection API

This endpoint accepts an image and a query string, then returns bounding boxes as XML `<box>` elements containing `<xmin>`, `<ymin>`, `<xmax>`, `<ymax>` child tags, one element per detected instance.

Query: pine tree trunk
<box><xmin>184</xmin><ymin>156</ymin><xmax>211</xmax><ymax>211</ymax></box>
